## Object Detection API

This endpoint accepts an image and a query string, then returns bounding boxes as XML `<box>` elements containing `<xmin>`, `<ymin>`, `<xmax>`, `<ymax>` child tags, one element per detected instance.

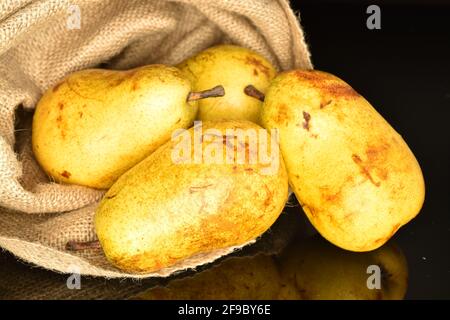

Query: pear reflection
<box><xmin>134</xmin><ymin>235</ymin><xmax>408</xmax><ymax>300</ymax></box>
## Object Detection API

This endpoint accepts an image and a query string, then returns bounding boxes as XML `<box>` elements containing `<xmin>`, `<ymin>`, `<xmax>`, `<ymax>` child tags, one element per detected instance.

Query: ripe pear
<box><xmin>133</xmin><ymin>255</ymin><xmax>282</xmax><ymax>300</ymax></box>
<box><xmin>94</xmin><ymin>120</ymin><xmax>288</xmax><ymax>273</ymax></box>
<box><xmin>177</xmin><ymin>45</ymin><xmax>276</xmax><ymax>122</ymax></box>
<box><xmin>277</xmin><ymin>236</ymin><xmax>408</xmax><ymax>300</ymax></box>
<box><xmin>259</xmin><ymin>70</ymin><xmax>425</xmax><ymax>252</ymax></box>
<box><xmin>32</xmin><ymin>65</ymin><xmax>223</xmax><ymax>189</ymax></box>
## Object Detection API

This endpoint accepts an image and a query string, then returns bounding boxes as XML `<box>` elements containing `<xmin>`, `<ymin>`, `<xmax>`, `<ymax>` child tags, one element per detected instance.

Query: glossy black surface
<box><xmin>0</xmin><ymin>2</ymin><xmax>449</xmax><ymax>299</ymax></box>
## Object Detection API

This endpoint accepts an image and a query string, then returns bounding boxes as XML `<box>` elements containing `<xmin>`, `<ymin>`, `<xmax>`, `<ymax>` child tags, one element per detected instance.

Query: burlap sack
<box><xmin>0</xmin><ymin>0</ymin><xmax>312</xmax><ymax>278</ymax></box>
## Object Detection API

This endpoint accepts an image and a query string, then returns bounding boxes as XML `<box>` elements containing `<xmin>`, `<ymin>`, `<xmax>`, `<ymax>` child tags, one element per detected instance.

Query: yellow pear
<box><xmin>177</xmin><ymin>45</ymin><xmax>276</xmax><ymax>122</ymax></box>
<box><xmin>32</xmin><ymin>65</ymin><xmax>223</xmax><ymax>189</ymax></box>
<box><xmin>277</xmin><ymin>236</ymin><xmax>408</xmax><ymax>300</ymax></box>
<box><xmin>94</xmin><ymin>120</ymin><xmax>288</xmax><ymax>273</ymax></box>
<box><xmin>258</xmin><ymin>70</ymin><xmax>425</xmax><ymax>252</ymax></box>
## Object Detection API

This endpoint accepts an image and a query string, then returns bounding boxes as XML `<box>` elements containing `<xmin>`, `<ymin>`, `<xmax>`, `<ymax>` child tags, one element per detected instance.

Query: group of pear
<box><xmin>32</xmin><ymin>45</ymin><xmax>424</xmax><ymax>273</ymax></box>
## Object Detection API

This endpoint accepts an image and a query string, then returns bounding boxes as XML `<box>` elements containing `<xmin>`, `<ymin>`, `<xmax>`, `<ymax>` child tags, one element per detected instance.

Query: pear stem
<box><xmin>244</xmin><ymin>85</ymin><xmax>265</xmax><ymax>102</ymax></box>
<box><xmin>187</xmin><ymin>85</ymin><xmax>225</xmax><ymax>102</ymax></box>
<box><xmin>66</xmin><ymin>240</ymin><xmax>100</xmax><ymax>251</ymax></box>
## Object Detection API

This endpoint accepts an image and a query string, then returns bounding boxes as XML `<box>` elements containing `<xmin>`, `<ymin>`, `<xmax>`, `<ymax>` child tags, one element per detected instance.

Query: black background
<box><xmin>291</xmin><ymin>0</ymin><xmax>450</xmax><ymax>299</ymax></box>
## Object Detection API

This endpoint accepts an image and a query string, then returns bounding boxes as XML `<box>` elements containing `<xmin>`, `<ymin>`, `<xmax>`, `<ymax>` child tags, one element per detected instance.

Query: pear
<box><xmin>32</xmin><ymin>64</ymin><xmax>223</xmax><ymax>189</ymax></box>
<box><xmin>277</xmin><ymin>236</ymin><xmax>408</xmax><ymax>300</ymax></box>
<box><xmin>255</xmin><ymin>70</ymin><xmax>425</xmax><ymax>252</ymax></box>
<box><xmin>177</xmin><ymin>45</ymin><xmax>276</xmax><ymax>123</ymax></box>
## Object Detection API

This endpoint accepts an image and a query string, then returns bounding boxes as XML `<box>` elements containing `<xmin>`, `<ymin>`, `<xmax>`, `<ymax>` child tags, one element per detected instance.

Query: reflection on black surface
<box><xmin>277</xmin><ymin>236</ymin><xmax>408</xmax><ymax>300</ymax></box>
<box><xmin>134</xmin><ymin>235</ymin><xmax>408</xmax><ymax>300</ymax></box>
